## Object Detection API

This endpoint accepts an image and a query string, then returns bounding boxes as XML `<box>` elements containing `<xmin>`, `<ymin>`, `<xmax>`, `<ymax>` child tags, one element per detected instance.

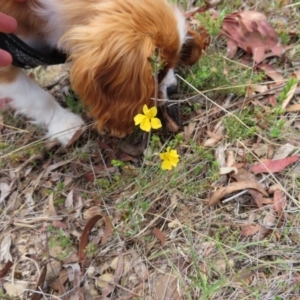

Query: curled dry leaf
<box><xmin>0</xmin><ymin>261</ymin><xmax>13</xmax><ymax>279</ymax></box>
<box><xmin>31</xmin><ymin>265</ymin><xmax>47</xmax><ymax>300</ymax></box>
<box><xmin>222</xmin><ymin>11</ymin><xmax>285</xmax><ymax>63</ymax></box>
<box><xmin>204</xmin><ymin>131</ymin><xmax>223</xmax><ymax>147</ymax></box>
<box><xmin>208</xmin><ymin>181</ymin><xmax>268</xmax><ymax>206</ymax></box>
<box><xmin>250</xmin><ymin>156</ymin><xmax>299</xmax><ymax>174</ymax></box>
<box><xmin>232</xmin><ymin>168</ymin><xmax>267</xmax><ymax>208</ymax></box>
<box><xmin>273</xmin><ymin>190</ymin><xmax>286</xmax><ymax>215</ymax></box>
<box><xmin>152</xmin><ymin>227</ymin><xmax>166</xmax><ymax>247</ymax></box>
<box><xmin>241</xmin><ymin>224</ymin><xmax>260</xmax><ymax>237</ymax></box>
<box><xmin>79</xmin><ymin>214</ymin><xmax>113</xmax><ymax>265</ymax></box>
<box><xmin>219</xmin><ymin>167</ymin><xmax>238</xmax><ymax>175</ymax></box>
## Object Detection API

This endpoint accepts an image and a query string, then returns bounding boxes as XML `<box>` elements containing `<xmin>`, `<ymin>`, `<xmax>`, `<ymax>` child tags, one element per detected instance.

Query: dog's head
<box><xmin>62</xmin><ymin>0</ymin><xmax>207</xmax><ymax>137</ymax></box>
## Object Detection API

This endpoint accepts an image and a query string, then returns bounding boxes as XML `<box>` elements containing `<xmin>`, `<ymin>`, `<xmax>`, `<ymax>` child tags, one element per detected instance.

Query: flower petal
<box><xmin>159</xmin><ymin>152</ymin><xmax>166</xmax><ymax>160</ymax></box>
<box><xmin>161</xmin><ymin>159</ymin><xmax>172</xmax><ymax>170</ymax></box>
<box><xmin>151</xmin><ymin>117</ymin><xmax>162</xmax><ymax>129</ymax></box>
<box><xmin>142</xmin><ymin>104</ymin><xmax>149</xmax><ymax>115</ymax></box>
<box><xmin>134</xmin><ymin>114</ymin><xmax>146</xmax><ymax>125</ymax></box>
<box><xmin>147</xmin><ymin>106</ymin><xmax>158</xmax><ymax>119</ymax></box>
<box><xmin>169</xmin><ymin>156</ymin><xmax>179</xmax><ymax>167</ymax></box>
<box><xmin>140</xmin><ymin>117</ymin><xmax>151</xmax><ymax>132</ymax></box>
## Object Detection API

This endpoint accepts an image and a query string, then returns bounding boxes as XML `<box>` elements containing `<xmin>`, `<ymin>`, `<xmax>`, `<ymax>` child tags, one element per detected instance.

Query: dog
<box><xmin>0</xmin><ymin>0</ymin><xmax>206</xmax><ymax>146</ymax></box>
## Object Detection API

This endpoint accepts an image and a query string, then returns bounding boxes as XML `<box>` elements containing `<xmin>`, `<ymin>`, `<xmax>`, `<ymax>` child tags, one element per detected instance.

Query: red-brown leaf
<box><xmin>273</xmin><ymin>190</ymin><xmax>286</xmax><ymax>214</ymax></box>
<box><xmin>241</xmin><ymin>224</ymin><xmax>260</xmax><ymax>237</ymax></box>
<box><xmin>153</xmin><ymin>227</ymin><xmax>166</xmax><ymax>246</ymax></box>
<box><xmin>250</xmin><ymin>156</ymin><xmax>299</xmax><ymax>174</ymax></box>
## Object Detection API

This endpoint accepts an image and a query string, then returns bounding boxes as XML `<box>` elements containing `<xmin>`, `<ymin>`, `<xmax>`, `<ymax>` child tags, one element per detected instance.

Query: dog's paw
<box><xmin>47</xmin><ymin>109</ymin><xmax>85</xmax><ymax>146</ymax></box>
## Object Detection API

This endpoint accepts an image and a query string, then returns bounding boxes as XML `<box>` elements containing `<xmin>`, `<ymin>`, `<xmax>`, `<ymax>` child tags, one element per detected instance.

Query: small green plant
<box><xmin>48</xmin><ymin>226</ymin><xmax>73</xmax><ymax>260</ymax></box>
<box><xmin>65</xmin><ymin>88</ymin><xmax>84</xmax><ymax>114</ymax></box>
<box><xmin>111</xmin><ymin>159</ymin><xmax>126</xmax><ymax>168</ymax></box>
<box><xmin>277</xmin><ymin>77</ymin><xmax>297</xmax><ymax>104</ymax></box>
<box><xmin>224</xmin><ymin>109</ymin><xmax>256</xmax><ymax>142</ymax></box>
<box><xmin>196</xmin><ymin>10</ymin><xmax>227</xmax><ymax>36</ymax></box>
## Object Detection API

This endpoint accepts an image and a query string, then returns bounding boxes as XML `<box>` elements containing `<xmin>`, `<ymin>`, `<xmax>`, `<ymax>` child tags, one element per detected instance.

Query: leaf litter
<box><xmin>1</xmin><ymin>1</ymin><xmax>300</xmax><ymax>299</ymax></box>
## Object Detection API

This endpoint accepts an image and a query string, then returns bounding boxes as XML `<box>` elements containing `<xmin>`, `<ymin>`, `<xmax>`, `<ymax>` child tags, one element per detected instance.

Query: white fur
<box><xmin>31</xmin><ymin>0</ymin><xmax>67</xmax><ymax>48</ymax></box>
<box><xmin>0</xmin><ymin>71</ymin><xmax>84</xmax><ymax>145</ymax></box>
<box><xmin>174</xmin><ymin>7</ymin><xmax>188</xmax><ymax>46</ymax></box>
<box><xmin>160</xmin><ymin>68</ymin><xmax>177</xmax><ymax>99</ymax></box>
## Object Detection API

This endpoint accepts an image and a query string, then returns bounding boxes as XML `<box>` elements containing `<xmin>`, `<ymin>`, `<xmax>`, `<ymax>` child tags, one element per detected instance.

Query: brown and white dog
<box><xmin>0</xmin><ymin>0</ymin><xmax>205</xmax><ymax>145</ymax></box>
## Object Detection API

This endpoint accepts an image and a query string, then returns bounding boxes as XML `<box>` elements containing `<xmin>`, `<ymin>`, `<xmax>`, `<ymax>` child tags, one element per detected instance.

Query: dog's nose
<box><xmin>167</xmin><ymin>84</ymin><xmax>178</xmax><ymax>97</ymax></box>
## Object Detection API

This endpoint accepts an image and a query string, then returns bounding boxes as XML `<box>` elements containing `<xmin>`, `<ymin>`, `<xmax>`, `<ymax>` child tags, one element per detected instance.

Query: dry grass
<box><xmin>1</xmin><ymin>0</ymin><xmax>300</xmax><ymax>299</ymax></box>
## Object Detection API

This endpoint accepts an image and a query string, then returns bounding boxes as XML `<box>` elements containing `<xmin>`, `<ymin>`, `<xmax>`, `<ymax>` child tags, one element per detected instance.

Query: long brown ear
<box><xmin>64</xmin><ymin>25</ymin><xmax>156</xmax><ymax>137</ymax></box>
<box><xmin>179</xmin><ymin>28</ymin><xmax>209</xmax><ymax>66</ymax></box>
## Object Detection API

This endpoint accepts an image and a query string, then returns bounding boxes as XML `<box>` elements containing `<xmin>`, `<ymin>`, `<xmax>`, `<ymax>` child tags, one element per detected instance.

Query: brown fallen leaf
<box><xmin>31</xmin><ymin>265</ymin><xmax>47</xmax><ymax>300</ymax></box>
<box><xmin>0</xmin><ymin>261</ymin><xmax>13</xmax><ymax>279</ymax></box>
<box><xmin>273</xmin><ymin>190</ymin><xmax>286</xmax><ymax>215</ymax></box>
<box><xmin>286</xmin><ymin>104</ymin><xmax>300</xmax><ymax>112</ymax></box>
<box><xmin>152</xmin><ymin>227</ymin><xmax>166</xmax><ymax>247</ymax></box>
<box><xmin>222</xmin><ymin>11</ymin><xmax>285</xmax><ymax>63</ymax></box>
<box><xmin>154</xmin><ymin>273</ymin><xmax>181</xmax><ymax>300</ymax></box>
<box><xmin>79</xmin><ymin>214</ymin><xmax>113</xmax><ymax>266</ymax></box>
<box><xmin>208</xmin><ymin>180</ymin><xmax>268</xmax><ymax>206</ymax></box>
<box><xmin>241</xmin><ymin>224</ymin><xmax>260</xmax><ymax>237</ymax></box>
<box><xmin>232</xmin><ymin>168</ymin><xmax>266</xmax><ymax>208</ymax></box>
<box><xmin>250</xmin><ymin>156</ymin><xmax>299</xmax><ymax>174</ymax></box>
<box><xmin>257</xmin><ymin>64</ymin><xmax>284</xmax><ymax>84</ymax></box>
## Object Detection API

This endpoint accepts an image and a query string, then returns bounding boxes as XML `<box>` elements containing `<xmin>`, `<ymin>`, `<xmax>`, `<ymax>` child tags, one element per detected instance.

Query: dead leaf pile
<box><xmin>222</xmin><ymin>11</ymin><xmax>285</xmax><ymax>63</ymax></box>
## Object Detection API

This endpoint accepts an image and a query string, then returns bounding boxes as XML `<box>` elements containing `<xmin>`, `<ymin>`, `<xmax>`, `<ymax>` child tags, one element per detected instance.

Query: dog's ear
<box><xmin>64</xmin><ymin>27</ymin><xmax>156</xmax><ymax>137</ymax></box>
<box><xmin>179</xmin><ymin>29</ymin><xmax>209</xmax><ymax>66</ymax></box>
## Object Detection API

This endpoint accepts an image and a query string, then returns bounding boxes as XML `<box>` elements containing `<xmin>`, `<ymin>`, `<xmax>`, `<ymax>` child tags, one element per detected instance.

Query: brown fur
<box><xmin>0</xmin><ymin>0</ymin><xmax>206</xmax><ymax>137</ymax></box>
<box><xmin>0</xmin><ymin>66</ymin><xmax>19</xmax><ymax>83</ymax></box>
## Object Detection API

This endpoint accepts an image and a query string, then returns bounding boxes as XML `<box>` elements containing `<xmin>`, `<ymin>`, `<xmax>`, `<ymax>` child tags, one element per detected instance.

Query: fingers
<box><xmin>0</xmin><ymin>12</ymin><xmax>18</xmax><ymax>33</ymax></box>
<box><xmin>0</xmin><ymin>49</ymin><xmax>13</xmax><ymax>66</ymax></box>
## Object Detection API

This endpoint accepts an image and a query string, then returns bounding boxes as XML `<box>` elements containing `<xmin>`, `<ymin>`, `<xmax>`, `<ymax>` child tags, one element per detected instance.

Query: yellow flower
<box><xmin>134</xmin><ymin>105</ymin><xmax>162</xmax><ymax>132</ymax></box>
<box><xmin>159</xmin><ymin>147</ymin><xmax>180</xmax><ymax>170</ymax></box>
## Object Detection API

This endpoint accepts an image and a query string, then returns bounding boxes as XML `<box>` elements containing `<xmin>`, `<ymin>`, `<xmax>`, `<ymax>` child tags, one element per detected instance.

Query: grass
<box><xmin>1</xmin><ymin>0</ymin><xmax>300</xmax><ymax>299</ymax></box>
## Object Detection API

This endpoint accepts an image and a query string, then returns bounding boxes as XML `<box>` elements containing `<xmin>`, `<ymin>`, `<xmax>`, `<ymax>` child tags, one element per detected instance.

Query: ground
<box><xmin>1</xmin><ymin>0</ymin><xmax>300</xmax><ymax>299</ymax></box>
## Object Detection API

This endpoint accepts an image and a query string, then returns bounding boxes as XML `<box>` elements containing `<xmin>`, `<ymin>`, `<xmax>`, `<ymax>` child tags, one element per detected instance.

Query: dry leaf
<box><xmin>273</xmin><ymin>143</ymin><xmax>296</xmax><ymax>160</ymax></box>
<box><xmin>219</xmin><ymin>167</ymin><xmax>238</xmax><ymax>175</ymax></box>
<box><xmin>154</xmin><ymin>274</ymin><xmax>181</xmax><ymax>300</ymax></box>
<box><xmin>32</xmin><ymin>265</ymin><xmax>47</xmax><ymax>300</ymax></box>
<box><xmin>184</xmin><ymin>122</ymin><xmax>196</xmax><ymax>142</ymax></box>
<box><xmin>3</xmin><ymin>282</ymin><xmax>27</xmax><ymax>297</ymax></box>
<box><xmin>131</xmin><ymin>251</ymin><xmax>148</xmax><ymax>281</ymax></box>
<box><xmin>0</xmin><ymin>235</ymin><xmax>12</xmax><ymax>262</ymax></box>
<box><xmin>0</xmin><ymin>182</ymin><xmax>14</xmax><ymax>204</ymax></box>
<box><xmin>286</xmin><ymin>104</ymin><xmax>300</xmax><ymax>112</ymax></box>
<box><xmin>209</xmin><ymin>180</ymin><xmax>268</xmax><ymax>206</ymax></box>
<box><xmin>96</xmin><ymin>273</ymin><xmax>114</xmax><ymax>289</ymax></box>
<box><xmin>65</xmin><ymin>190</ymin><xmax>83</xmax><ymax>217</ymax></box>
<box><xmin>226</xmin><ymin>150</ymin><xmax>236</xmax><ymax>167</ymax></box>
<box><xmin>222</xmin><ymin>11</ymin><xmax>284</xmax><ymax>63</ymax></box>
<box><xmin>79</xmin><ymin>214</ymin><xmax>113</xmax><ymax>265</ymax></box>
<box><xmin>231</xmin><ymin>168</ymin><xmax>267</xmax><ymax>208</ymax></box>
<box><xmin>282</xmin><ymin>80</ymin><xmax>297</xmax><ymax>109</ymax></box>
<box><xmin>153</xmin><ymin>227</ymin><xmax>166</xmax><ymax>246</ymax></box>
<box><xmin>250</xmin><ymin>156</ymin><xmax>299</xmax><ymax>174</ymax></box>
<box><xmin>204</xmin><ymin>131</ymin><xmax>223</xmax><ymax>147</ymax></box>
<box><xmin>257</xmin><ymin>64</ymin><xmax>284</xmax><ymax>84</ymax></box>
<box><xmin>0</xmin><ymin>261</ymin><xmax>13</xmax><ymax>279</ymax></box>
<box><xmin>241</xmin><ymin>224</ymin><xmax>260</xmax><ymax>236</ymax></box>
<box><xmin>273</xmin><ymin>190</ymin><xmax>286</xmax><ymax>215</ymax></box>
<box><xmin>263</xmin><ymin>212</ymin><xmax>276</xmax><ymax>227</ymax></box>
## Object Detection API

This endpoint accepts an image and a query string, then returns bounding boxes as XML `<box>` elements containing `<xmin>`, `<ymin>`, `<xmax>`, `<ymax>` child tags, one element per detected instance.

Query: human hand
<box><xmin>0</xmin><ymin>0</ymin><xmax>26</xmax><ymax>66</ymax></box>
